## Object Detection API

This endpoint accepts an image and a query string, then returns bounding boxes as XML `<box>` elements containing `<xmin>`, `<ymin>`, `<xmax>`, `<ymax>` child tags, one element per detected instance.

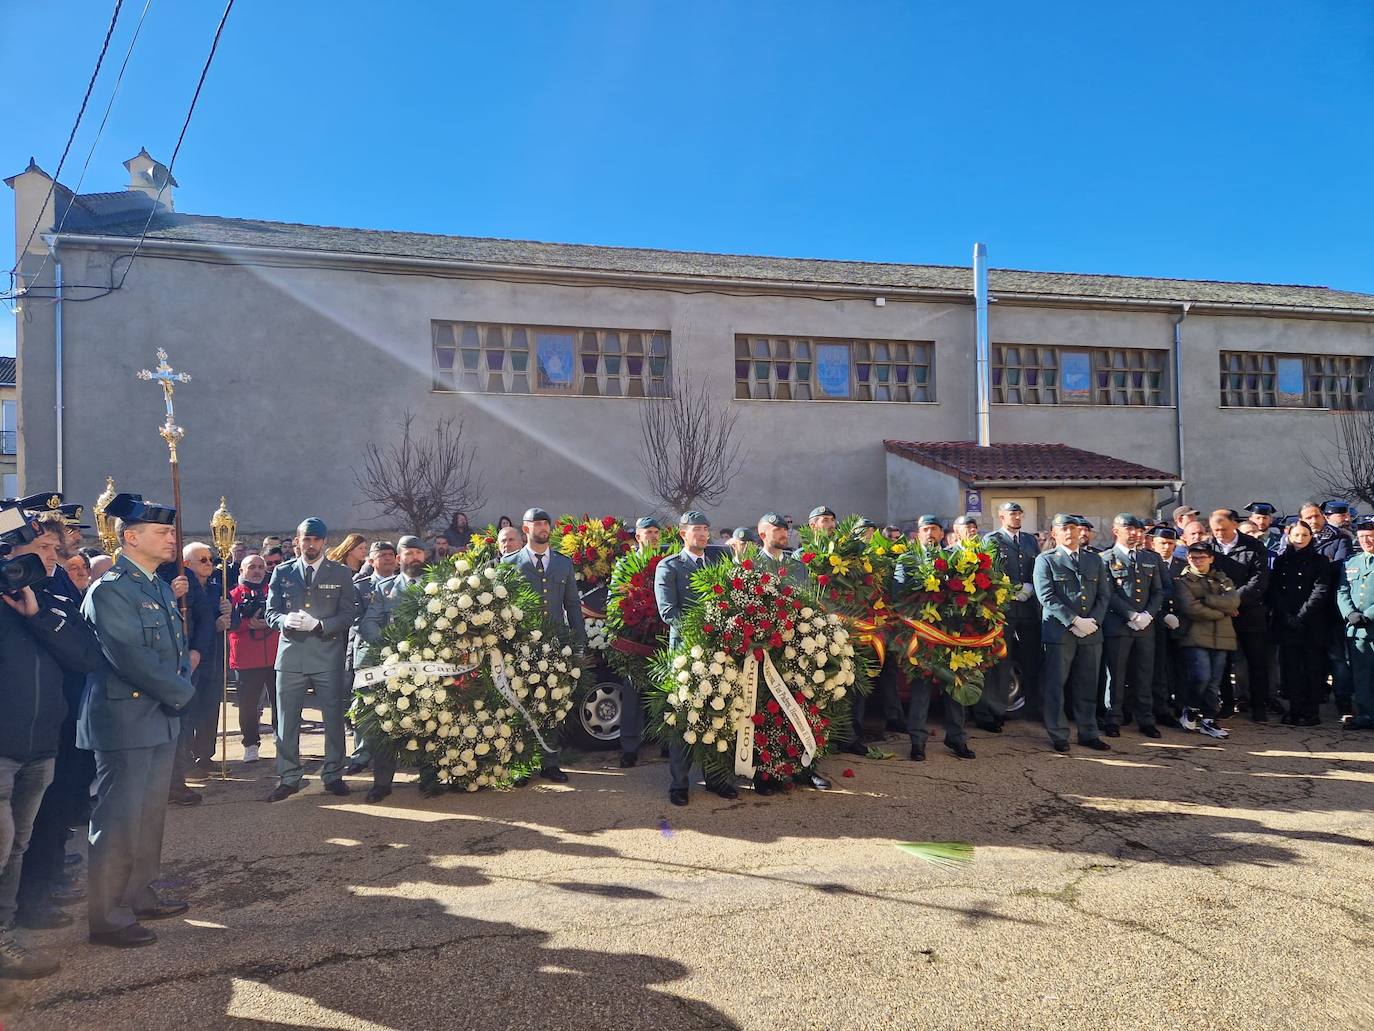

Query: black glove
<box><xmin>1347</xmin><ymin>611</ymin><xmax>1369</xmax><ymax>628</ymax></box>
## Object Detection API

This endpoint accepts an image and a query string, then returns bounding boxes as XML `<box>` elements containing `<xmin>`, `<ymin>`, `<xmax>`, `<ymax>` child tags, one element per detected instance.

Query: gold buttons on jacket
<box><xmin>132</xmin><ymin>691</ymin><xmax>140</xmax><ymax>699</ymax></box>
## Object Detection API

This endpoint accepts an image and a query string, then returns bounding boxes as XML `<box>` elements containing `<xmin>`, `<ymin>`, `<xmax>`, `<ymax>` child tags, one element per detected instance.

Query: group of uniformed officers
<box><xmin>2</xmin><ymin>486</ymin><xmax>1373</xmax><ymax>989</ymax></box>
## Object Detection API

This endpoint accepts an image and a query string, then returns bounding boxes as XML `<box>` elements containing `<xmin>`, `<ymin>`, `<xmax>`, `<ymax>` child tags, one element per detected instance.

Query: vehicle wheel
<box><xmin>568</xmin><ymin>675</ymin><xmax>624</xmax><ymax>751</ymax></box>
<box><xmin>1005</xmin><ymin>662</ymin><xmax>1025</xmax><ymax>713</ymax></box>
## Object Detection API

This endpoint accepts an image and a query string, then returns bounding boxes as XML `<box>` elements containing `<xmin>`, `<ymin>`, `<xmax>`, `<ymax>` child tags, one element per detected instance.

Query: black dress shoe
<box><xmin>909</xmin><ymin>747</ymin><xmax>926</xmax><ymax>762</ymax></box>
<box><xmin>1052</xmin><ymin>741</ymin><xmax>1071</xmax><ymax>753</ymax></box>
<box><xmin>17</xmin><ymin>905</ymin><xmax>74</xmax><ymax>930</ymax></box>
<box><xmin>989</xmin><ymin>719</ymin><xmax>1005</xmax><ymax>734</ymax></box>
<box><xmin>134</xmin><ymin>900</ymin><xmax>189</xmax><ymax>920</ymax></box>
<box><xmin>1299</xmin><ymin>715</ymin><xmax>1321</xmax><ymax>727</ymax></box>
<box><xmin>1280</xmin><ymin>713</ymin><xmax>1297</xmax><ymax>726</ymax></box>
<box><xmin>1139</xmin><ymin>724</ymin><xmax>1162</xmax><ymax>739</ymax></box>
<box><xmin>842</xmin><ymin>739</ymin><xmax>869</xmax><ymax>756</ymax></box>
<box><xmin>885</xmin><ymin>719</ymin><xmax>907</xmax><ymax>733</ymax></box>
<box><xmin>711</xmin><ymin>783</ymin><xmax>739</xmax><ymax>799</ymax></box>
<box><xmin>419</xmin><ymin>782</ymin><xmax>446</xmax><ymax>798</ymax></box>
<box><xmin>668</xmin><ymin>788</ymin><xmax>689</xmax><ymax>807</ymax></box>
<box><xmin>364</xmin><ymin>786</ymin><xmax>392</xmax><ymax>803</ymax></box>
<box><xmin>945</xmin><ymin>741</ymin><xmax>976</xmax><ymax>760</ymax></box>
<box><xmin>1082</xmin><ymin>738</ymin><xmax>1112</xmax><ymax>751</ymax></box>
<box><xmin>1249</xmin><ymin>711</ymin><xmax>1269</xmax><ymax>723</ymax></box>
<box><xmin>974</xmin><ymin>719</ymin><xmax>997</xmax><ymax>733</ymax></box>
<box><xmin>323</xmin><ymin>780</ymin><xmax>351</xmax><ymax>796</ymax></box>
<box><xmin>512</xmin><ymin>774</ymin><xmax>532</xmax><ymax>787</ymax></box>
<box><xmin>90</xmin><ymin>924</ymin><xmax>157</xmax><ymax>948</ymax></box>
<box><xmin>540</xmin><ymin>767</ymin><xmax>570</xmax><ymax>783</ymax></box>
<box><xmin>265</xmin><ymin>783</ymin><xmax>300</xmax><ymax>803</ymax></box>
<box><xmin>808</xmin><ymin>773</ymin><xmax>832</xmax><ymax>790</ymax></box>
<box><xmin>48</xmin><ymin>882</ymin><xmax>85</xmax><ymax>905</ymax></box>
<box><xmin>342</xmin><ymin>763</ymin><xmax>369</xmax><ymax>776</ymax></box>
<box><xmin>1102</xmin><ymin>724</ymin><xmax>1121</xmax><ymax>738</ymax></box>
<box><xmin>754</xmin><ymin>779</ymin><xmax>775</xmax><ymax>796</ymax></box>
<box><xmin>168</xmin><ymin>786</ymin><xmax>202</xmax><ymax>806</ymax></box>
<box><xmin>619</xmin><ymin>753</ymin><xmax>637</xmax><ymax>768</ymax></box>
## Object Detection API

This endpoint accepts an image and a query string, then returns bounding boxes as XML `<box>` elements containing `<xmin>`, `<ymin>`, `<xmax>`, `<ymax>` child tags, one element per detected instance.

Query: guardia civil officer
<box><xmin>1034</xmin><ymin>514</ymin><xmax>1112</xmax><ymax>753</ymax></box>
<box><xmin>755</xmin><ymin>513</ymin><xmax>799</xmax><ymax>583</ymax></box>
<box><xmin>1146</xmin><ymin>526</ymin><xmax>1185</xmax><ymax>723</ymax></box>
<box><xmin>78</xmin><ymin>493</ymin><xmax>197</xmax><ymax>947</ymax></box>
<box><xmin>342</xmin><ymin>540</ymin><xmax>397</xmax><ymax>775</ymax></box>
<box><xmin>654</xmin><ymin>511</ymin><xmax>737</xmax><ymax>806</ymax></box>
<box><xmin>1243</xmin><ymin>502</ymin><xmax>1284</xmax><ymax>554</ymax></box>
<box><xmin>1101</xmin><ymin>514</ymin><xmax>1165</xmax><ymax>738</ymax></box>
<box><xmin>1337</xmin><ymin>517</ymin><xmax>1374</xmax><ymax>730</ymax></box>
<box><xmin>982</xmin><ymin>502</ymin><xmax>1041</xmax><ymax>731</ymax></box>
<box><xmin>615</xmin><ymin>518</ymin><xmax>664</xmax><ymax>769</ymax></box>
<box><xmin>501</xmin><ymin>507</ymin><xmax>586</xmax><ymax>783</ymax></box>
<box><xmin>265</xmin><ymin>517</ymin><xmax>361</xmax><ymax>802</ymax></box>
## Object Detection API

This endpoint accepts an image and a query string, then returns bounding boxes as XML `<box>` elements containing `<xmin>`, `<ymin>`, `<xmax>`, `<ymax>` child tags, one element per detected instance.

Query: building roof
<box><xmin>0</xmin><ymin>357</ymin><xmax>15</xmax><ymax>387</ymax></box>
<box><xmin>59</xmin><ymin>211</ymin><xmax>1374</xmax><ymax>314</ymax></box>
<box><xmin>884</xmin><ymin>440</ymin><xmax>1176</xmax><ymax>486</ymax></box>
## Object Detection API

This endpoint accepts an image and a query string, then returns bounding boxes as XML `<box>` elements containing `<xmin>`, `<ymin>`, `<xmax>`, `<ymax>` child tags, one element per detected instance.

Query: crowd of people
<box><xmin>1</xmin><ymin>488</ymin><xmax>1372</xmax><ymax>1000</ymax></box>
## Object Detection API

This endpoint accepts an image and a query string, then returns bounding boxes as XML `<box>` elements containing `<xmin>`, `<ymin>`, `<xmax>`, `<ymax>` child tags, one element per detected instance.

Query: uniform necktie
<box><xmin>535</xmin><ymin>553</ymin><xmax>545</xmax><ymax>575</ymax></box>
<box><xmin>304</xmin><ymin>566</ymin><xmax>315</xmax><ymax>589</ymax></box>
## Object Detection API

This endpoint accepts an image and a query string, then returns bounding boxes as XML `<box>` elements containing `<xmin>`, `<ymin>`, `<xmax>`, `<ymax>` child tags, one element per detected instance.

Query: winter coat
<box><xmin>1207</xmin><ymin>533</ymin><xmax>1269</xmax><ymax>632</ymax></box>
<box><xmin>228</xmin><ymin>580</ymin><xmax>278</xmax><ymax>670</ymax></box>
<box><xmin>1266</xmin><ymin>544</ymin><xmax>1332</xmax><ymax>639</ymax></box>
<box><xmin>1175</xmin><ymin>568</ymin><xmax>1242</xmax><ymax>651</ymax></box>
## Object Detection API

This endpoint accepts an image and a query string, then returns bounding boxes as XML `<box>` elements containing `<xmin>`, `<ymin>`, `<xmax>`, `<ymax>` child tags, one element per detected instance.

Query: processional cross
<box><xmin>136</xmin><ymin>348</ymin><xmax>192</xmax><ymax>463</ymax></box>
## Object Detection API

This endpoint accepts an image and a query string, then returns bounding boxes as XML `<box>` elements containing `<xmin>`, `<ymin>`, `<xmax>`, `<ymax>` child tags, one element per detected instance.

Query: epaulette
<box><xmin>101</xmin><ymin>568</ymin><xmax>125</xmax><ymax>581</ymax></box>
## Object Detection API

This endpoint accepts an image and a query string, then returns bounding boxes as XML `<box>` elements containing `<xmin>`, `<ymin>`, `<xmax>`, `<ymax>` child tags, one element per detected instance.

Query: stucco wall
<box><xmin>14</xmin><ymin>242</ymin><xmax>1374</xmax><ymax>541</ymax></box>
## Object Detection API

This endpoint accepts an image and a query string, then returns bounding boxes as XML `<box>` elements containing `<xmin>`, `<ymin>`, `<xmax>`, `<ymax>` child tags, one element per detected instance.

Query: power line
<box><xmin>111</xmin><ymin>0</ymin><xmax>235</xmax><ymax>292</ymax></box>
<box><xmin>20</xmin><ymin>0</ymin><xmax>156</xmax><ymax>296</ymax></box>
<box><xmin>8</xmin><ymin>0</ymin><xmax>126</xmax><ymax>294</ymax></box>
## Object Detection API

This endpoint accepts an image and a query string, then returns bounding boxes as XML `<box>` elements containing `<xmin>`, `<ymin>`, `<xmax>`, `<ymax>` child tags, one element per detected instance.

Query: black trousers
<box><xmin>1231</xmin><ymin>627</ymin><xmax>1275</xmax><ymax>715</ymax></box>
<box><xmin>1278</xmin><ymin>636</ymin><xmax>1328</xmax><ymax>720</ymax></box>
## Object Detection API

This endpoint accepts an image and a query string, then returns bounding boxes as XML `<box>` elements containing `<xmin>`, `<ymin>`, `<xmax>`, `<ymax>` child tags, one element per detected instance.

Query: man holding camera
<box><xmin>229</xmin><ymin>554</ymin><xmax>278</xmax><ymax>764</ymax></box>
<box><xmin>0</xmin><ymin>501</ymin><xmax>102</xmax><ymax>985</ymax></box>
<box><xmin>78</xmin><ymin>492</ymin><xmax>197</xmax><ymax>948</ymax></box>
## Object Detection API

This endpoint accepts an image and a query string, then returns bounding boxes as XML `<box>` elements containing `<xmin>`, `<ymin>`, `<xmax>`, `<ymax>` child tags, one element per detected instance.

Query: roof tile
<box><xmin>884</xmin><ymin>440</ymin><xmax>1175</xmax><ymax>484</ymax></box>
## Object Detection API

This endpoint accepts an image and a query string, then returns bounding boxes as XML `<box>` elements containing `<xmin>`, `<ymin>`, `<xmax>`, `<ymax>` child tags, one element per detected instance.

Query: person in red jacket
<box><xmin>228</xmin><ymin>555</ymin><xmax>279</xmax><ymax>764</ymax></box>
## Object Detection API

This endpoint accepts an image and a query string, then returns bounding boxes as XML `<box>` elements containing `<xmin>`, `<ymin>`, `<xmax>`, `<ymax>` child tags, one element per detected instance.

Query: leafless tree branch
<box><xmin>1311</xmin><ymin>410</ymin><xmax>1374</xmax><ymax>509</ymax></box>
<box><xmin>637</xmin><ymin>368</ymin><xmax>748</xmax><ymax>513</ymax></box>
<box><xmin>354</xmin><ymin>410</ymin><xmax>486</xmax><ymax>536</ymax></box>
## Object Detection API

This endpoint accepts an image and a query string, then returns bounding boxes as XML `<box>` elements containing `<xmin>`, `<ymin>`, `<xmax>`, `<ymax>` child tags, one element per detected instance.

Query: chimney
<box><xmin>123</xmin><ymin>147</ymin><xmax>177</xmax><ymax>210</ymax></box>
<box><xmin>4</xmin><ymin>157</ymin><xmax>71</xmax><ymax>266</ymax></box>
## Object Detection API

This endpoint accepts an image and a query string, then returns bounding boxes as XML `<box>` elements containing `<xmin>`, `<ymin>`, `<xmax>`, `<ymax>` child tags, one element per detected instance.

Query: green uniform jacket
<box><xmin>1337</xmin><ymin>552</ymin><xmax>1374</xmax><ymax>640</ymax></box>
<box><xmin>753</xmin><ymin>549</ymin><xmax>800</xmax><ymax>585</ymax></box>
<box><xmin>77</xmin><ymin>554</ymin><xmax>196</xmax><ymax>752</ymax></box>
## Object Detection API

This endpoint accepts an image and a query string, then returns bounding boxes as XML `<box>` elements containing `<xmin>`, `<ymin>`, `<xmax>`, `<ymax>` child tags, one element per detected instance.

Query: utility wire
<box><xmin>8</xmin><ymin>0</ymin><xmax>125</xmax><ymax>294</ymax></box>
<box><xmin>20</xmin><ymin>0</ymin><xmax>156</xmax><ymax>297</ymax></box>
<box><xmin>111</xmin><ymin>0</ymin><xmax>235</xmax><ymax>292</ymax></box>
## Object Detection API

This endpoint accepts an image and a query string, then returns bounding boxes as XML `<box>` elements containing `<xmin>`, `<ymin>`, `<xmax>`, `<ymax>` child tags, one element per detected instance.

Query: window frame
<box><xmin>733</xmin><ymin>334</ymin><xmax>935</xmax><ymax>403</ymax></box>
<box><xmin>992</xmin><ymin>344</ymin><xmax>1171</xmax><ymax>406</ymax></box>
<box><xmin>1218</xmin><ymin>351</ymin><xmax>1371</xmax><ymax>410</ymax></box>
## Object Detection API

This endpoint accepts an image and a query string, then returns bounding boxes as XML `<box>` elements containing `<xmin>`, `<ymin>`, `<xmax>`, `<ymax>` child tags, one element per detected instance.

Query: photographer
<box><xmin>229</xmin><ymin>555</ymin><xmax>279</xmax><ymax>764</ymax></box>
<box><xmin>0</xmin><ymin>507</ymin><xmax>102</xmax><ymax>983</ymax></box>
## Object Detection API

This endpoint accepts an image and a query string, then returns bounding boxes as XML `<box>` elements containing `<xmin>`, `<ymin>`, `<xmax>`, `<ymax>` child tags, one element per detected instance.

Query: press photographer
<box><xmin>229</xmin><ymin>555</ymin><xmax>279</xmax><ymax>764</ymax></box>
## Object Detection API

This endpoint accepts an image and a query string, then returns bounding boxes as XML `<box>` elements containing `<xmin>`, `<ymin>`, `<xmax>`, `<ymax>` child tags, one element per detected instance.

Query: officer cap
<box><xmin>5</xmin><ymin>491</ymin><xmax>64</xmax><ymax>516</ymax></box>
<box><xmin>1172</xmin><ymin>504</ymin><xmax>1200</xmax><ymax>522</ymax></box>
<box><xmin>522</xmin><ymin>508</ymin><xmax>552</xmax><ymax>524</ymax></box>
<box><xmin>1051</xmin><ymin>513</ymin><xmax>1076</xmax><ymax>528</ymax></box>
<box><xmin>1355</xmin><ymin>517</ymin><xmax>1374</xmax><ymax>532</ymax></box>
<box><xmin>1113</xmin><ymin>513</ymin><xmax>1145</xmax><ymax>529</ymax></box>
<box><xmin>105</xmin><ymin>492</ymin><xmax>176</xmax><ymax>526</ymax></box>
<box><xmin>952</xmin><ymin>515</ymin><xmax>978</xmax><ymax>528</ymax></box>
<box><xmin>397</xmin><ymin>535</ymin><xmax>425</xmax><ymax>551</ymax></box>
<box><xmin>853</xmin><ymin>517</ymin><xmax>880</xmax><ymax>531</ymax></box>
<box><xmin>1323</xmin><ymin>500</ymin><xmax>1351</xmax><ymax>515</ymax></box>
<box><xmin>634</xmin><ymin>516</ymin><xmax>661</xmax><ymax>531</ymax></box>
<box><xmin>760</xmin><ymin>512</ymin><xmax>788</xmax><ymax>529</ymax></box>
<box><xmin>1244</xmin><ymin>501</ymin><xmax>1277</xmax><ymax>516</ymax></box>
<box><xmin>679</xmin><ymin>510</ymin><xmax>710</xmax><ymax>527</ymax></box>
<box><xmin>368</xmin><ymin>540</ymin><xmax>396</xmax><ymax>554</ymax></box>
<box><xmin>883</xmin><ymin>524</ymin><xmax>904</xmax><ymax>535</ymax></box>
<box><xmin>997</xmin><ymin>501</ymin><xmax>1024</xmax><ymax>513</ymax></box>
<box><xmin>1186</xmin><ymin>541</ymin><xmax>1213</xmax><ymax>555</ymax></box>
<box><xmin>808</xmin><ymin>505</ymin><xmax>837</xmax><ymax>520</ymax></box>
<box><xmin>57</xmin><ymin>503</ymin><xmax>90</xmax><ymax>528</ymax></box>
<box><xmin>1148</xmin><ymin>526</ymin><xmax>1179</xmax><ymax>540</ymax></box>
<box><xmin>297</xmin><ymin>516</ymin><xmax>327</xmax><ymax>538</ymax></box>
<box><xmin>732</xmin><ymin>527</ymin><xmax>761</xmax><ymax>543</ymax></box>
<box><xmin>1072</xmin><ymin>515</ymin><xmax>1094</xmax><ymax>529</ymax></box>
<box><xmin>916</xmin><ymin>514</ymin><xmax>943</xmax><ymax>529</ymax></box>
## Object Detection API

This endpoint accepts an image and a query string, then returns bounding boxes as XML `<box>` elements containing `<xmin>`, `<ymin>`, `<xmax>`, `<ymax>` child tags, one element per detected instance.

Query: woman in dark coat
<box><xmin>1267</xmin><ymin>521</ymin><xmax>1331</xmax><ymax>725</ymax></box>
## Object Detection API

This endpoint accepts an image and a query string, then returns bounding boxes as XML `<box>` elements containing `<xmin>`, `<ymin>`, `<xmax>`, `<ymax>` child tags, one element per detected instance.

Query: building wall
<box><xmin>0</xmin><ymin>381</ymin><xmax>17</xmax><ymax>496</ymax></box>
<box><xmin>15</xmin><ymin>242</ymin><xmax>1374</xmax><ymax>540</ymax></box>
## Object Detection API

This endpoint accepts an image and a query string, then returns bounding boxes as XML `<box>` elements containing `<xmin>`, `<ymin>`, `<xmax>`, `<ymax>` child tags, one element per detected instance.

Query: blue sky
<box><xmin>4</xmin><ymin>1</ymin><xmax>1373</xmax><ymax>356</ymax></box>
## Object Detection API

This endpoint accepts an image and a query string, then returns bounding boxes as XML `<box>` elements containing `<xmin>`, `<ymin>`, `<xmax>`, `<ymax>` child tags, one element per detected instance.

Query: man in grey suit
<box><xmin>1034</xmin><ymin>513</ymin><xmax>1113</xmax><ymax>753</ymax></box>
<box><xmin>982</xmin><ymin>502</ymin><xmax>1042</xmax><ymax>731</ymax></box>
<box><xmin>342</xmin><ymin>540</ymin><xmax>398</xmax><ymax>776</ymax></box>
<box><xmin>654</xmin><ymin>511</ymin><xmax>738</xmax><ymax>807</ymax></box>
<box><xmin>78</xmin><ymin>493</ymin><xmax>197</xmax><ymax>948</ymax></box>
<box><xmin>1101</xmin><ymin>513</ymin><xmax>1166</xmax><ymax>738</ymax></box>
<box><xmin>265</xmin><ymin>517</ymin><xmax>361</xmax><ymax>802</ymax></box>
<box><xmin>501</xmin><ymin>507</ymin><xmax>586</xmax><ymax>783</ymax></box>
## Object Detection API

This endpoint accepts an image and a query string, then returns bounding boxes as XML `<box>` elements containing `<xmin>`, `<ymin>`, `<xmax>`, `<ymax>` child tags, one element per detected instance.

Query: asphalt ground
<box><xmin>5</xmin><ymin>708</ymin><xmax>1373</xmax><ymax>1031</ymax></box>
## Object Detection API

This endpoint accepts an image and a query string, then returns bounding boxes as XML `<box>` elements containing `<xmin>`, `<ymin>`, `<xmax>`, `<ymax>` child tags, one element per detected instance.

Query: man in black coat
<box><xmin>1207</xmin><ymin>509</ymin><xmax>1275</xmax><ymax>720</ymax></box>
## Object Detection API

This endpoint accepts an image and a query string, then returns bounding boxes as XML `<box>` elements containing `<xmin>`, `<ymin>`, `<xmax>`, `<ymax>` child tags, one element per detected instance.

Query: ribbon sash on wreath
<box><xmin>733</xmin><ymin>650</ymin><xmax>817</xmax><ymax>777</ymax></box>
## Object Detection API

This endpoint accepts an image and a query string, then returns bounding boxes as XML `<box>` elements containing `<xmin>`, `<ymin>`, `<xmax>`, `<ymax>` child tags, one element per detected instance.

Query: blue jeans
<box><xmin>0</xmin><ymin>757</ymin><xmax>56</xmax><ymax>928</ymax></box>
<box><xmin>1181</xmin><ymin>647</ymin><xmax>1228</xmax><ymax>718</ymax></box>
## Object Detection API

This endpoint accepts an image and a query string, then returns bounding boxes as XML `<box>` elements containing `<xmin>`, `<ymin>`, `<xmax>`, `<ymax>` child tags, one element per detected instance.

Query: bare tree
<box><xmin>637</xmin><ymin>369</ymin><xmax>748</xmax><ymax>512</ymax></box>
<box><xmin>354</xmin><ymin>410</ymin><xmax>486</xmax><ymax>536</ymax></box>
<box><xmin>1312</xmin><ymin>410</ymin><xmax>1374</xmax><ymax>508</ymax></box>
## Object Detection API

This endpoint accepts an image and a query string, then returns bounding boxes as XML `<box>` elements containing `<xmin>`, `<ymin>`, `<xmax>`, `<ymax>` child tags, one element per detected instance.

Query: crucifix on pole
<box><xmin>136</xmin><ymin>348</ymin><xmax>192</xmax><ymax>620</ymax></box>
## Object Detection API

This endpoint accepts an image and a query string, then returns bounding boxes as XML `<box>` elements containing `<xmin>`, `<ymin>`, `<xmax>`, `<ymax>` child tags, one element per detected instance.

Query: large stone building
<box><xmin>8</xmin><ymin>151</ymin><xmax>1374</xmax><ymax>538</ymax></box>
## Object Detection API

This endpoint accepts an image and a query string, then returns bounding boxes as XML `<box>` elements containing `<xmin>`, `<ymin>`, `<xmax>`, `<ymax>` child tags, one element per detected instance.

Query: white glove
<box><xmin>1016</xmin><ymin>583</ymin><xmax>1035</xmax><ymax>602</ymax></box>
<box><xmin>1163</xmin><ymin>613</ymin><xmax>1180</xmax><ymax>630</ymax></box>
<box><xmin>285</xmin><ymin>610</ymin><xmax>320</xmax><ymax>632</ymax></box>
<box><xmin>1069</xmin><ymin>616</ymin><xmax>1095</xmax><ymax>637</ymax></box>
<box><xmin>1133</xmin><ymin>612</ymin><xmax>1153</xmax><ymax>631</ymax></box>
<box><xmin>296</xmin><ymin>611</ymin><xmax>321</xmax><ymax>633</ymax></box>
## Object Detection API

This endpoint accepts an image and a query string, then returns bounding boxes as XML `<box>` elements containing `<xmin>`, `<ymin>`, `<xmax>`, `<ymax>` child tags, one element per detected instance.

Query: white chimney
<box><xmin>123</xmin><ymin>147</ymin><xmax>176</xmax><ymax>210</ymax></box>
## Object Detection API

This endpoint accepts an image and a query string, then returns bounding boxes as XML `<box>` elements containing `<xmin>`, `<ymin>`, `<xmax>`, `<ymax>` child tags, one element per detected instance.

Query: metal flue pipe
<box><xmin>974</xmin><ymin>242</ymin><xmax>991</xmax><ymax>446</ymax></box>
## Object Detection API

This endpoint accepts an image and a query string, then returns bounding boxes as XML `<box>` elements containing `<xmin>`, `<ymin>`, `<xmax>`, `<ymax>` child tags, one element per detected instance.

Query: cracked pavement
<box><xmin>5</xmin><ymin>713</ymin><xmax>1374</xmax><ymax>1030</ymax></box>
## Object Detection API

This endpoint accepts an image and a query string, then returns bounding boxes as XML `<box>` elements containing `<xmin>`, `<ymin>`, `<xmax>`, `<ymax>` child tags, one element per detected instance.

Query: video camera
<box><xmin>0</xmin><ymin>506</ymin><xmax>50</xmax><ymax>596</ymax></box>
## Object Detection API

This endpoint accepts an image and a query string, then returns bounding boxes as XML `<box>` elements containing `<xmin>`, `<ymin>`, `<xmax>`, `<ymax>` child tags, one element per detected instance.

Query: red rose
<box><xmin>703</xmin><ymin>624</ymin><xmax>715</xmax><ymax>634</ymax></box>
<box><xmin>792</xmin><ymin>600</ymin><xmax>803</xmax><ymax>611</ymax></box>
<box><xmin>578</xmin><ymin>523</ymin><xmax>590</xmax><ymax>533</ymax></box>
<box><xmin>948</xmin><ymin>578</ymin><xmax>964</xmax><ymax>593</ymax></box>
<box><xmin>817</xmin><ymin>574</ymin><xmax>830</xmax><ymax>586</ymax></box>
<box><xmin>751</xmin><ymin>713</ymin><xmax>764</xmax><ymax>726</ymax></box>
<box><xmin>766</xmin><ymin>699</ymin><xmax>780</xmax><ymax>714</ymax></box>
<box><xmin>754</xmin><ymin>731</ymin><xmax>767</xmax><ymax>746</ymax></box>
<box><xmin>768</xmin><ymin>633</ymin><xmax>783</xmax><ymax>649</ymax></box>
<box><xmin>759</xmin><ymin>750</ymin><xmax>772</xmax><ymax>764</ymax></box>
<box><xmin>978</xmin><ymin>552</ymin><xmax>992</xmax><ymax>569</ymax></box>
<box><xmin>780</xmin><ymin>584</ymin><xmax>792</xmax><ymax>596</ymax></box>
<box><xmin>933</xmin><ymin>558</ymin><xmax>948</xmax><ymax>571</ymax></box>
<box><xmin>800</xmin><ymin>552</ymin><xmax>816</xmax><ymax>564</ymax></box>
<box><xmin>780</xmin><ymin>763</ymin><xmax>794</xmax><ymax>777</ymax></box>
<box><xmin>741</xmin><ymin>559</ymin><xmax>754</xmax><ymax>571</ymax></box>
<box><xmin>601</xmin><ymin>516</ymin><xmax>616</xmax><ymax>530</ymax></box>
<box><xmin>974</xmin><ymin>572</ymin><xmax>992</xmax><ymax>590</ymax></box>
<box><xmin>731</xmin><ymin>577</ymin><xmax>745</xmax><ymax>590</ymax></box>
<box><xmin>586</xmin><ymin>546</ymin><xmax>599</xmax><ymax>560</ymax></box>
<box><xmin>712</xmin><ymin>584</ymin><xmax>724</xmax><ymax>594</ymax></box>
<box><xmin>753</xmin><ymin>648</ymin><xmax>765</xmax><ymax>662</ymax></box>
<box><xmin>786</xmin><ymin>744</ymin><xmax>799</xmax><ymax>758</ymax></box>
